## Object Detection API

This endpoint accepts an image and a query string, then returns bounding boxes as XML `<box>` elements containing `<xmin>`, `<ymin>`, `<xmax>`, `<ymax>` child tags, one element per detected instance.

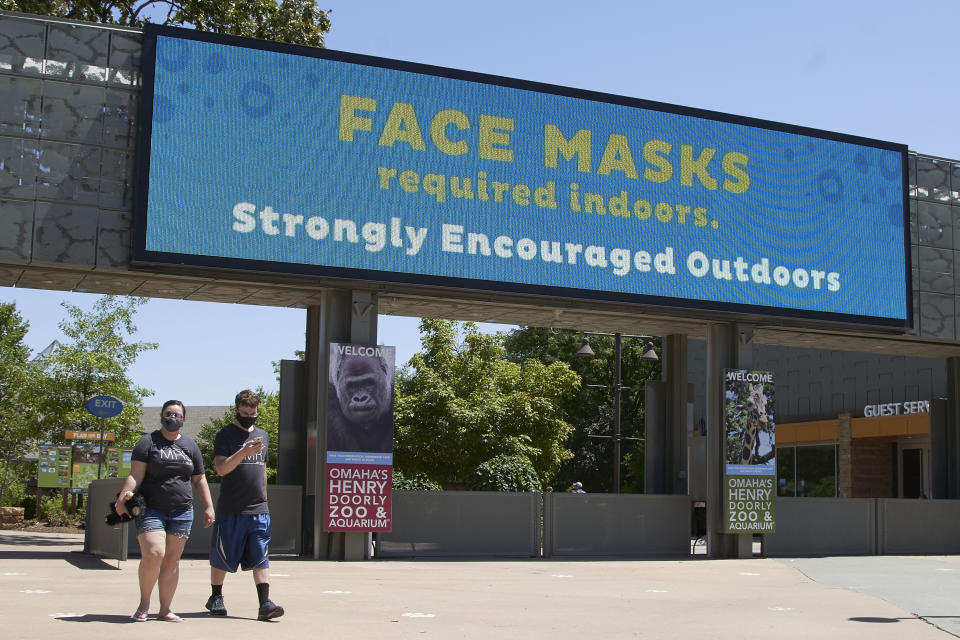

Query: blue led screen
<box><xmin>136</xmin><ymin>27</ymin><xmax>910</xmax><ymax>326</ymax></box>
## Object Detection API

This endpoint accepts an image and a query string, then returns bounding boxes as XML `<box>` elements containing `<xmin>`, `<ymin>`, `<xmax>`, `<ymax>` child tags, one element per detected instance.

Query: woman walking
<box><xmin>115</xmin><ymin>400</ymin><xmax>215</xmax><ymax>622</ymax></box>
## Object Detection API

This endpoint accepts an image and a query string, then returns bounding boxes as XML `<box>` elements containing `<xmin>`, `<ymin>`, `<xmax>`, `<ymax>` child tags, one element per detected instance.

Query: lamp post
<box><xmin>576</xmin><ymin>332</ymin><xmax>659</xmax><ymax>493</ymax></box>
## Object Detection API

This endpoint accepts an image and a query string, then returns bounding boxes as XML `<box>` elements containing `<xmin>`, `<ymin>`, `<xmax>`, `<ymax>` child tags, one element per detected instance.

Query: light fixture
<box><xmin>575</xmin><ymin>337</ymin><xmax>595</xmax><ymax>358</ymax></box>
<box><xmin>640</xmin><ymin>342</ymin><xmax>659</xmax><ymax>361</ymax></box>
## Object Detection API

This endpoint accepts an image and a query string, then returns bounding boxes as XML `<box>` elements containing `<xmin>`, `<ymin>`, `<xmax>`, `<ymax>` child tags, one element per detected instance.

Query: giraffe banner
<box><xmin>723</xmin><ymin>369</ymin><xmax>776</xmax><ymax>533</ymax></box>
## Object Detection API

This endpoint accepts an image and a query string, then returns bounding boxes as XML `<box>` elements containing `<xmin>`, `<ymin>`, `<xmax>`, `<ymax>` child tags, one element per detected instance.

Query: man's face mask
<box><xmin>236</xmin><ymin>412</ymin><xmax>257</xmax><ymax>428</ymax></box>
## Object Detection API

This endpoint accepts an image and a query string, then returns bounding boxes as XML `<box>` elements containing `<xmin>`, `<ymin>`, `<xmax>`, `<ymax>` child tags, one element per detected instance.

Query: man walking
<box><xmin>205</xmin><ymin>389</ymin><xmax>284</xmax><ymax>621</ymax></box>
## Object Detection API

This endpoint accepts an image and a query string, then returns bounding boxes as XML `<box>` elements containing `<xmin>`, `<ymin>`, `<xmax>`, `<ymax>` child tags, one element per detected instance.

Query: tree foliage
<box><xmin>391</xmin><ymin>469</ymin><xmax>442</xmax><ymax>492</ymax></box>
<box><xmin>502</xmin><ymin>327</ymin><xmax>661</xmax><ymax>494</ymax></box>
<box><xmin>394</xmin><ymin>319</ymin><xmax>579</xmax><ymax>490</ymax></box>
<box><xmin>467</xmin><ymin>454</ymin><xmax>540</xmax><ymax>492</ymax></box>
<box><xmin>2</xmin><ymin>0</ymin><xmax>332</xmax><ymax>48</ymax></box>
<box><xmin>35</xmin><ymin>296</ymin><xmax>157</xmax><ymax>447</ymax></box>
<box><xmin>0</xmin><ymin>302</ymin><xmax>41</xmax><ymax>502</ymax></box>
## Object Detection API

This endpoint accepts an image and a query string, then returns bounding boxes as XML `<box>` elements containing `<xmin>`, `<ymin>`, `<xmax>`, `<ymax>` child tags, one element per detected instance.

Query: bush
<box><xmin>0</xmin><ymin>461</ymin><xmax>30</xmax><ymax>508</ymax></box>
<box><xmin>392</xmin><ymin>470</ymin><xmax>442</xmax><ymax>491</ymax></box>
<box><xmin>467</xmin><ymin>454</ymin><xmax>540</xmax><ymax>492</ymax></box>
<box><xmin>40</xmin><ymin>496</ymin><xmax>72</xmax><ymax>527</ymax></box>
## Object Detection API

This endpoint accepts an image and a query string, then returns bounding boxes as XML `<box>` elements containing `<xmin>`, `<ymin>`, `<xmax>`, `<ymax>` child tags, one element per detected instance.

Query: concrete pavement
<box><xmin>0</xmin><ymin>529</ymin><xmax>956</xmax><ymax>639</ymax></box>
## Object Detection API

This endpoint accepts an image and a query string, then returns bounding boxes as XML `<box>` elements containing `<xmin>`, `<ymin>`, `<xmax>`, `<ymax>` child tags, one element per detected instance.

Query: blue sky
<box><xmin>2</xmin><ymin>0</ymin><xmax>958</xmax><ymax>406</ymax></box>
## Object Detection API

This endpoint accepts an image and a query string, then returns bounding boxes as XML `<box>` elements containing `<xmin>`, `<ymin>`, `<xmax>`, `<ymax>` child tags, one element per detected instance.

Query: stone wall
<box><xmin>851</xmin><ymin>437</ymin><xmax>896</xmax><ymax>498</ymax></box>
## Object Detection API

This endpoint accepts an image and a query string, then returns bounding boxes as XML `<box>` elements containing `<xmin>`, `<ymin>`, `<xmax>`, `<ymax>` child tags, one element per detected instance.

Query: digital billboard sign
<box><xmin>134</xmin><ymin>26</ymin><xmax>910</xmax><ymax>327</ymax></box>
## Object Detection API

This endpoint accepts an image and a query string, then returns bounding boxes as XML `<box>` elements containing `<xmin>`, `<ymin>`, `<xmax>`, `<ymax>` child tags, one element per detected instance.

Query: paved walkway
<box><xmin>1</xmin><ymin>530</ymin><xmax>957</xmax><ymax>639</ymax></box>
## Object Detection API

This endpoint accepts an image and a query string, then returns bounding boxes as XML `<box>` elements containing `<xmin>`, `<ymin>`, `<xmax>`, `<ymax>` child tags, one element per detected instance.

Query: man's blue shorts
<box><xmin>209</xmin><ymin>513</ymin><xmax>271</xmax><ymax>572</ymax></box>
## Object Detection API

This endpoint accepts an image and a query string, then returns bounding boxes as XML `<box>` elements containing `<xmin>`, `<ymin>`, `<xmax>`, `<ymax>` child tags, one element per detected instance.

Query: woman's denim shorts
<box><xmin>135</xmin><ymin>506</ymin><xmax>194</xmax><ymax>539</ymax></box>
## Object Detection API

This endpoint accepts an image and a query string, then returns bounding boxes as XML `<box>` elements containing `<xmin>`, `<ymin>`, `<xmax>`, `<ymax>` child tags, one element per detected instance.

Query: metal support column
<box><xmin>305</xmin><ymin>289</ymin><xmax>380</xmax><ymax>561</ymax></box>
<box><xmin>343</xmin><ymin>290</ymin><xmax>378</xmax><ymax>560</ymax></box>
<box><xmin>613</xmin><ymin>333</ymin><xmax>622</xmax><ymax>492</ymax></box>
<box><xmin>644</xmin><ymin>380</ymin><xmax>666</xmax><ymax>493</ymax></box>
<box><xmin>664</xmin><ymin>334</ymin><xmax>689</xmax><ymax>494</ymax></box>
<box><xmin>705</xmin><ymin>323</ymin><xmax>754</xmax><ymax>558</ymax></box>
<box><xmin>305</xmin><ymin>291</ymin><xmax>350</xmax><ymax>560</ymax></box>
<box><xmin>944</xmin><ymin>357</ymin><xmax>960</xmax><ymax>498</ymax></box>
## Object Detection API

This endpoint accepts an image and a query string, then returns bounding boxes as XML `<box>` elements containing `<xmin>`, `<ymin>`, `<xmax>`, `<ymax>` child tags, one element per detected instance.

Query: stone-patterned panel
<box><xmin>918</xmin><ymin>269</ymin><xmax>952</xmax><ymax>295</ymax></box>
<box><xmin>909</xmin><ymin>198</ymin><xmax>918</xmax><ymax>249</ymax></box>
<box><xmin>0</xmin><ymin>75</ymin><xmax>41</xmax><ymax>137</ymax></box>
<box><xmin>912</xmin><ymin>290</ymin><xmax>920</xmax><ymax>333</ymax></box>
<box><xmin>96</xmin><ymin>209</ymin><xmax>130</xmax><ymax>267</ymax></box>
<box><xmin>40</xmin><ymin>80</ymin><xmax>105</xmax><ymax>143</ymax></box>
<box><xmin>908</xmin><ymin>154</ymin><xmax>917</xmax><ymax>198</ymax></box>
<box><xmin>0</xmin><ymin>16</ymin><xmax>44</xmax><ymax>77</ymax></box>
<box><xmin>102</xmin><ymin>88</ymin><xmax>136</xmax><ymax>148</ymax></box>
<box><xmin>35</xmin><ymin>140</ymin><xmax>101</xmax><ymax>204</ymax></box>
<box><xmin>915</xmin><ymin>156</ymin><xmax>951</xmax><ymax>202</ymax></box>
<box><xmin>0</xmin><ymin>135</ymin><xmax>39</xmax><ymax>199</ymax></box>
<box><xmin>99</xmin><ymin>148</ymin><xmax>133</xmax><ymax>209</ymax></box>
<box><xmin>952</xmin><ymin>204</ymin><xmax>960</xmax><ymax>250</ymax></box>
<box><xmin>919</xmin><ymin>292</ymin><xmax>955</xmax><ymax>339</ymax></box>
<box><xmin>32</xmin><ymin>200</ymin><xmax>98</xmax><ymax>265</ymax></box>
<box><xmin>0</xmin><ymin>197</ymin><xmax>34</xmax><ymax>260</ymax></box>
<box><xmin>108</xmin><ymin>31</ymin><xmax>142</xmax><ymax>87</ymax></box>
<box><xmin>916</xmin><ymin>201</ymin><xmax>952</xmax><ymax>249</ymax></box>
<box><xmin>918</xmin><ymin>246</ymin><xmax>952</xmax><ymax>274</ymax></box>
<box><xmin>44</xmin><ymin>23</ymin><xmax>108</xmax><ymax>83</ymax></box>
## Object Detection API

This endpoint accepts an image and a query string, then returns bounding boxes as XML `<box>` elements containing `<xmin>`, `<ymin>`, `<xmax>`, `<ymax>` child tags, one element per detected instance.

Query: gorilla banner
<box><xmin>324</xmin><ymin>343</ymin><xmax>395</xmax><ymax>532</ymax></box>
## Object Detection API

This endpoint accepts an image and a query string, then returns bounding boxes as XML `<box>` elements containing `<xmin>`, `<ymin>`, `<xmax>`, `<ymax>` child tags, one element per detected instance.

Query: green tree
<box><xmin>394</xmin><ymin>319</ymin><xmax>579</xmax><ymax>489</ymax></box>
<box><xmin>0</xmin><ymin>302</ymin><xmax>41</xmax><ymax>503</ymax></box>
<box><xmin>35</xmin><ymin>296</ymin><xmax>157</xmax><ymax>448</ymax></box>
<box><xmin>2</xmin><ymin>0</ymin><xmax>332</xmax><ymax>48</ymax></box>
<box><xmin>195</xmin><ymin>387</ymin><xmax>279</xmax><ymax>484</ymax></box>
<box><xmin>502</xmin><ymin>327</ymin><xmax>661</xmax><ymax>493</ymax></box>
<box><xmin>467</xmin><ymin>454</ymin><xmax>540</xmax><ymax>492</ymax></box>
<box><xmin>392</xmin><ymin>469</ymin><xmax>442</xmax><ymax>492</ymax></box>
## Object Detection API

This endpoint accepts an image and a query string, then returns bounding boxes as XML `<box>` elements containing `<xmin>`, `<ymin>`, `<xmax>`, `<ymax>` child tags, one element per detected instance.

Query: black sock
<box><xmin>256</xmin><ymin>582</ymin><xmax>270</xmax><ymax>605</ymax></box>
<box><xmin>211</xmin><ymin>584</ymin><xmax>222</xmax><ymax>597</ymax></box>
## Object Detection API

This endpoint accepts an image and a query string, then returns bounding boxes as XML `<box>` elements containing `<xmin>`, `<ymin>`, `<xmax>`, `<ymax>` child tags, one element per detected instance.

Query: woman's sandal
<box><xmin>131</xmin><ymin>610</ymin><xmax>148</xmax><ymax>622</ymax></box>
<box><xmin>157</xmin><ymin>612</ymin><xmax>183</xmax><ymax>622</ymax></box>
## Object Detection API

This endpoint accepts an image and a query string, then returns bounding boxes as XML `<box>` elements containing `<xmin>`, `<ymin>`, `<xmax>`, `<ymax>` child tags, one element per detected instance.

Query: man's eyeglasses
<box><xmin>163</xmin><ymin>412</ymin><xmax>184</xmax><ymax>419</ymax></box>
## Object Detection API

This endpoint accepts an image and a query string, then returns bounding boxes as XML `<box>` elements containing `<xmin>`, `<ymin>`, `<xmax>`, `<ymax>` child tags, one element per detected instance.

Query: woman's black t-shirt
<box><xmin>131</xmin><ymin>430</ymin><xmax>204</xmax><ymax>514</ymax></box>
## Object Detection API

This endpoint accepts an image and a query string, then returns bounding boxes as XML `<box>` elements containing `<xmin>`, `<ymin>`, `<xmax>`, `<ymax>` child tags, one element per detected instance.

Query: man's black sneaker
<box><xmin>257</xmin><ymin>600</ymin><xmax>284</xmax><ymax>621</ymax></box>
<box><xmin>205</xmin><ymin>594</ymin><xmax>227</xmax><ymax>616</ymax></box>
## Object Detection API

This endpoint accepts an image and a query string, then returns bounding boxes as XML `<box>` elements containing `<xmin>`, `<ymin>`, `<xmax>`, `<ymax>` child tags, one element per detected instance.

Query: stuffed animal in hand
<box><xmin>105</xmin><ymin>491</ymin><xmax>146</xmax><ymax>525</ymax></box>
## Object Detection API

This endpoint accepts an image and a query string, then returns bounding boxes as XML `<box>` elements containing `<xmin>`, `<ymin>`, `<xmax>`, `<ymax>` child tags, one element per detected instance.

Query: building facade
<box><xmin>3</xmin><ymin>12</ymin><xmax>960</xmax><ymax>505</ymax></box>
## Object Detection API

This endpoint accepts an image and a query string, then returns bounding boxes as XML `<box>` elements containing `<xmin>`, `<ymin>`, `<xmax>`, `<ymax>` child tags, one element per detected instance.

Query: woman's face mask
<box><xmin>162</xmin><ymin>408</ymin><xmax>184</xmax><ymax>432</ymax></box>
<box><xmin>162</xmin><ymin>417</ymin><xmax>184</xmax><ymax>432</ymax></box>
